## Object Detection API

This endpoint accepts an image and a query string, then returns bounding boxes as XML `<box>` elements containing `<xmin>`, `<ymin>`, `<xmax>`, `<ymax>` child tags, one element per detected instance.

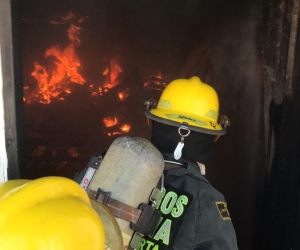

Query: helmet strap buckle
<box><xmin>174</xmin><ymin>126</ymin><xmax>190</xmax><ymax>160</ymax></box>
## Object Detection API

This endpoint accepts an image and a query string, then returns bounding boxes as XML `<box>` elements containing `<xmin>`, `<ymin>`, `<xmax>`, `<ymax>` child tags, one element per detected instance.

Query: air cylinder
<box><xmin>89</xmin><ymin>136</ymin><xmax>164</xmax><ymax>248</ymax></box>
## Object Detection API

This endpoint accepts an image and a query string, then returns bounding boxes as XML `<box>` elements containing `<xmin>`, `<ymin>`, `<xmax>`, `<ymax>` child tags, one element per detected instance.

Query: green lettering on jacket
<box><xmin>171</xmin><ymin>195</ymin><xmax>188</xmax><ymax>218</ymax></box>
<box><xmin>161</xmin><ymin>191</ymin><xmax>177</xmax><ymax>215</ymax></box>
<box><xmin>153</xmin><ymin>219</ymin><xmax>172</xmax><ymax>245</ymax></box>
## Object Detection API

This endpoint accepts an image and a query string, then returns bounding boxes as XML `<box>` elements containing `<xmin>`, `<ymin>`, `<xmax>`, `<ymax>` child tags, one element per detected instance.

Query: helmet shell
<box><xmin>0</xmin><ymin>177</ymin><xmax>106</xmax><ymax>250</ymax></box>
<box><xmin>146</xmin><ymin>76</ymin><xmax>225</xmax><ymax>135</ymax></box>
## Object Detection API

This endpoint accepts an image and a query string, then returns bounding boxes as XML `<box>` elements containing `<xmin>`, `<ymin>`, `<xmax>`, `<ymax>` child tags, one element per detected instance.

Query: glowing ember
<box><xmin>102</xmin><ymin>67</ymin><xmax>109</xmax><ymax>76</ymax></box>
<box><xmin>120</xmin><ymin>124</ymin><xmax>131</xmax><ymax>133</ymax></box>
<box><xmin>68</xmin><ymin>147</ymin><xmax>79</xmax><ymax>157</ymax></box>
<box><xmin>104</xmin><ymin>122</ymin><xmax>131</xmax><ymax>137</ymax></box>
<box><xmin>144</xmin><ymin>73</ymin><xmax>167</xmax><ymax>91</ymax></box>
<box><xmin>103</xmin><ymin>117</ymin><xmax>118</xmax><ymax>127</ymax></box>
<box><xmin>31</xmin><ymin>146</ymin><xmax>47</xmax><ymax>157</ymax></box>
<box><xmin>25</xmin><ymin>13</ymin><xmax>86</xmax><ymax>104</ymax></box>
<box><xmin>98</xmin><ymin>87</ymin><xmax>103</xmax><ymax>96</ymax></box>
<box><xmin>107</xmin><ymin>132</ymin><xmax>122</xmax><ymax>136</ymax></box>
<box><xmin>118</xmin><ymin>88</ymin><xmax>129</xmax><ymax>101</ymax></box>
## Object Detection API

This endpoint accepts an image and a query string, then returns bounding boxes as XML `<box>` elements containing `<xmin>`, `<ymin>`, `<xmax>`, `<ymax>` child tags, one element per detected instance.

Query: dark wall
<box><xmin>208</xmin><ymin>1</ymin><xmax>264</xmax><ymax>249</ymax></box>
<box><xmin>260</xmin><ymin>0</ymin><xmax>300</xmax><ymax>249</ymax></box>
<box><xmin>291</xmin><ymin>23</ymin><xmax>300</xmax><ymax>248</ymax></box>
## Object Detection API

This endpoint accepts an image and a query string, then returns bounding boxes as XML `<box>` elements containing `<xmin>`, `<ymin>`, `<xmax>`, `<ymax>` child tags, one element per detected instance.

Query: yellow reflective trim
<box><xmin>165</xmin><ymin>113</ymin><xmax>208</xmax><ymax>126</ymax></box>
<box><xmin>204</xmin><ymin>110</ymin><xmax>218</xmax><ymax>120</ymax></box>
<box><xmin>157</xmin><ymin>100</ymin><xmax>172</xmax><ymax>109</ymax></box>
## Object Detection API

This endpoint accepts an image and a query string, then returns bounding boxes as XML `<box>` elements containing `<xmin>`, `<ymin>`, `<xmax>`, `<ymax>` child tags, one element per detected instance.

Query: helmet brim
<box><xmin>145</xmin><ymin>110</ymin><xmax>226</xmax><ymax>135</ymax></box>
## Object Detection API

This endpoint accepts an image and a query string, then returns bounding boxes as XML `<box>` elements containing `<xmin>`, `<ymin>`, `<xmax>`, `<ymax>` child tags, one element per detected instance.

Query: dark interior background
<box><xmin>2</xmin><ymin>0</ymin><xmax>299</xmax><ymax>249</ymax></box>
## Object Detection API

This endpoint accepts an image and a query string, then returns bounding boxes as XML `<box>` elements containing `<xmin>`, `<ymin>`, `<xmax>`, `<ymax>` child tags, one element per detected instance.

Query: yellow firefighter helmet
<box><xmin>145</xmin><ymin>76</ymin><xmax>226</xmax><ymax>135</ymax></box>
<box><xmin>0</xmin><ymin>177</ymin><xmax>110</xmax><ymax>250</ymax></box>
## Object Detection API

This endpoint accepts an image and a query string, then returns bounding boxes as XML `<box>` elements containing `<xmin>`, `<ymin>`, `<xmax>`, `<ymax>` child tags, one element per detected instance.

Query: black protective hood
<box><xmin>151</xmin><ymin>121</ymin><xmax>215</xmax><ymax>165</ymax></box>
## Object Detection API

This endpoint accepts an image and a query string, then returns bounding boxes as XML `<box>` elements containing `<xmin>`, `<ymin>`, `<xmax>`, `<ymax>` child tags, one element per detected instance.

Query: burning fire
<box><xmin>24</xmin><ymin>13</ymin><xmax>86</xmax><ymax>104</ymax></box>
<box><xmin>24</xmin><ymin>10</ymin><xmax>124</xmax><ymax>104</ymax></box>
<box><xmin>24</xmin><ymin>11</ymin><xmax>155</xmax><ymax>106</ymax></box>
<box><xmin>23</xmin><ymin>11</ymin><xmax>168</xmax><ymax>141</ymax></box>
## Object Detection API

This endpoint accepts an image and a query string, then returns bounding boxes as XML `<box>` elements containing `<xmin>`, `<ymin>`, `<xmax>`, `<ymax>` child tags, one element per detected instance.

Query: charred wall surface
<box><xmin>260</xmin><ymin>0</ymin><xmax>300</xmax><ymax>249</ymax></box>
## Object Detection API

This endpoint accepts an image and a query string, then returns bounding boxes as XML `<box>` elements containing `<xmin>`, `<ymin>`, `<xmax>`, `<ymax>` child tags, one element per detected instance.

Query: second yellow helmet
<box><xmin>145</xmin><ymin>76</ymin><xmax>225</xmax><ymax>135</ymax></box>
<box><xmin>0</xmin><ymin>177</ymin><xmax>106</xmax><ymax>250</ymax></box>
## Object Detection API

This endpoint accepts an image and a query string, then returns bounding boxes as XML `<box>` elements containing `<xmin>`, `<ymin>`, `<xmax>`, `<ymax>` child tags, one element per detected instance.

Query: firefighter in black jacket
<box><xmin>142</xmin><ymin>76</ymin><xmax>238</xmax><ymax>250</ymax></box>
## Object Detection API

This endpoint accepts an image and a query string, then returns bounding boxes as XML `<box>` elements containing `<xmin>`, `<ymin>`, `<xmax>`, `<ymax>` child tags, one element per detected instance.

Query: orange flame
<box><xmin>26</xmin><ymin>22</ymin><xmax>86</xmax><ymax>104</ymax></box>
<box><xmin>67</xmin><ymin>24</ymin><xmax>81</xmax><ymax>45</ymax></box>
<box><xmin>103</xmin><ymin>117</ymin><xmax>118</xmax><ymax>127</ymax></box>
<box><xmin>103</xmin><ymin>59</ymin><xmax>123</xmax><ymax>90</ymax></box>
<box><xmin>120</xmin><ymin>124</ymin><xmax>131</xmax><ymax>133</ymax></box>
<box><xmin>104</xmin><ymin>122</ymin><xmax>131</xmax><ymax>136</ymax></box>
